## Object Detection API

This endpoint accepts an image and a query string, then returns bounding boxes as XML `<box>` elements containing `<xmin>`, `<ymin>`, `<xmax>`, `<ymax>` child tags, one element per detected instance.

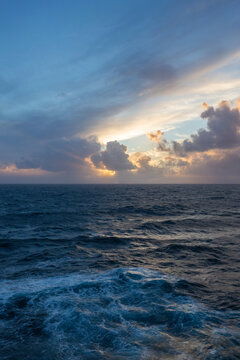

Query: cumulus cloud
<box><xmin>172</xmin><ymin>100</ymin><xmax>240</xmax><ymax>155</ymax></box>
<box><xmin>137</xmin><ymin>99</ymin><xmax>240</xmax><ymax>183</ymax></box>
<box><xmin>91</xmin><ymin>140</ymin><xmax>135</xmax><ymax>171</ymax></box>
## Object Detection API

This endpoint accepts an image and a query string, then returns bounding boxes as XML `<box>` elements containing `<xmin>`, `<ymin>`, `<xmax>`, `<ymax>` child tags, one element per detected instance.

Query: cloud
<box><xmin>172</xmin><ymin>100</ymin><xmax>240</xmax><ymax>155</ymax></box>
<box><xmin>183</xmin><ymin>148</ymin><xmax>240</xmax><ymax>182</ymax></box>
<box><xmin>16</xmin><ymin>136</ymin><xmax>101</xmax><ymax>172</ymax></box>
<box><xmin>132</xmin><ymin>98</ymin><xmax>240</xmax><ymax>183</ymax></box>
<box><xmin>160</xmin><ymin>156</ymin><xmax>188</xmax><ymax>169</ymax></box>
<box><xmin>131</xmin><ymin>153</ymin><xmax>152</xmax><ymax>170</ymax></box>
<box><xmin>2</xmin><ymin>98</ymin><xmax>240</xmax><ymax>184</ymax></box>
<box><xmin>2</xmin><ymin>1</ymin><xmax>240</xmax><ymax>144</ymax></box>
<box><xmin>0</xmin><ymin>0</ymin><xmax>240</xmax><ymax>184</ymax></box>
<box><xmin>147</xmin><ymin>130</ymin><xmax>164</xmax><ymax>143</ymax></box>
<box><xmin>113</xmin><ymin>54</ymin><xmax>178</xmax><ymax>98</ymax></box>
<box><xmin>147</xmin><ymin>130</ymin><xmax>170</xmax><ymax>151</ymax></box>
<box><xmin>91</xmin><ymin>140</ymin><xmax>135</xmax><ymax>171</ymax></box>
<box><xmin>115</xmin><ymin>147</ymin><xmax>240</xmax><ymax>184</ymax></box>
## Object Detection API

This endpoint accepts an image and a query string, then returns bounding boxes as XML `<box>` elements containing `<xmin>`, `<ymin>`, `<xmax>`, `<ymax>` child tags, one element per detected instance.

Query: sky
<box><xmin>1</xmin><ymin>0</ymin><xmax>240</xmax><ymax>183</ymax></box>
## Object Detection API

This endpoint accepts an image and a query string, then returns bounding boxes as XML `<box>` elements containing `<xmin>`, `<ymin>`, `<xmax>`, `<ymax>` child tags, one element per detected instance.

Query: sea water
<box><xmin>0</xmin><ymin>185</ymin><xmax>239</xmax><ymax>359</ymax></box>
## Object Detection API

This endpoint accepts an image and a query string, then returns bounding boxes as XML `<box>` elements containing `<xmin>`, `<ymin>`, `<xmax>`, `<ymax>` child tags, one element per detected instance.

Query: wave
<box><xmin>0</xmin><ymin>268</ymin><xmax>239</xmax><ymax>360</ymax></box>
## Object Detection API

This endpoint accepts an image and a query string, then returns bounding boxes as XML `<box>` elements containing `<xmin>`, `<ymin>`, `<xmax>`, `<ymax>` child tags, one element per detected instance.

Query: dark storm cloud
<box><xmin>91</xmin><ymin>141</ymin><xmax>135</xmax><ymax>171</ymax></box>
<box><xmin>172</xmin><ymin>101</ymin><xmax>240</xmax><ymax>155</ymax></box>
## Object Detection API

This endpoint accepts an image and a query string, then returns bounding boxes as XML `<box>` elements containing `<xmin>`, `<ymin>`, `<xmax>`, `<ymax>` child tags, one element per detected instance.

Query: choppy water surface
<box><xmin>0</xmin><ymin>184</ymin><xmax>239</xmax><ymax>359</ymax></box>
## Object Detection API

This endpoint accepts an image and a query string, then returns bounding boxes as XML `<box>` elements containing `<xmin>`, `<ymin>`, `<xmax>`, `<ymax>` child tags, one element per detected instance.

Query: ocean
<box><xmin>0</xmin><ymin>184</ymin><xmax>239</xmax><ymax>359</ymax></box>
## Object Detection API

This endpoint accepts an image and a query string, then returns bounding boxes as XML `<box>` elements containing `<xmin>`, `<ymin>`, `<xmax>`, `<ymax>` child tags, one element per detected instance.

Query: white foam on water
<box><xmin>0</xmin><ymin>268</ymin><xmax>239</xmax><ymax>359</ymax></box>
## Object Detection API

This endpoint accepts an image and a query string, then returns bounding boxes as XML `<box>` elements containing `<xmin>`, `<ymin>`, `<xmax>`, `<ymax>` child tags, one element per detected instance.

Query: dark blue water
<box><xmin>0</xmin><ymin>185</ymin><xmax>240</xmax><ymax>359</ymax></box>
